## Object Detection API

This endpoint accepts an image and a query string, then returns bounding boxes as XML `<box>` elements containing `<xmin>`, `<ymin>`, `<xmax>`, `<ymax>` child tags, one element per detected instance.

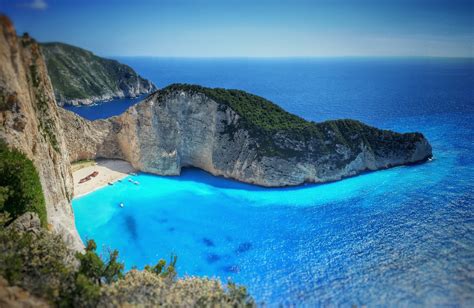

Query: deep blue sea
<box><xmin>71</xmin><ymin>58</ymin><xmax>474</xmax><ymax>306</ymax></box>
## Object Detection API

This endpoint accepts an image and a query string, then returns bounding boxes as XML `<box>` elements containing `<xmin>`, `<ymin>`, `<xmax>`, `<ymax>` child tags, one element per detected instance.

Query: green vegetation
<box><xmin>41</xmin><ymin>42</ymin><xmax>155</xmax><ymax>104</ymax></box>
<box><xmin>76</xmin><ymin>240</ymin><xmax>124</xmax><ymax>286</ymax></box>
<box><xmin>163</xmin><ymin>84</ymin><xmax>318</xmax><ymax>136</ymax></box>
<box><xmin>0</xmin><ymin>213</ymin><xmax>109</xmax><ymax>307</ymax></box>
<box><xmin>144</xmin><ymin>254</ymin><xmax>178</xmax><ymax>280</ymax></box>
<box><xmin>0</xmin><ymin>142</ymin><xmax>46</xmax><ymax>226</ymax></box>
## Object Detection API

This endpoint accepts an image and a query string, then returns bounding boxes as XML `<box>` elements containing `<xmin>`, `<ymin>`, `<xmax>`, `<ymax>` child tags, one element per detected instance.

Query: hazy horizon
<box><xmin>2</xmin><ymin>0</ymin><xmax>473</xmax><ymax>58</ymax></box>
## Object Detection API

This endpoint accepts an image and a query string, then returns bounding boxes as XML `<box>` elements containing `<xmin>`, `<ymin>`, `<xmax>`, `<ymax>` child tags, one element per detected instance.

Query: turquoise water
<box><xmin>72</xmin><ymin>59</ymin><xmax>473</xmax><ymax>306</ymax></box>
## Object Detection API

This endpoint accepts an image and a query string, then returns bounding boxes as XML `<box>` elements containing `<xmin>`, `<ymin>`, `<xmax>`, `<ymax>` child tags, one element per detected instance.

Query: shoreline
<box><xmin>72</xmin><ymin>159</ymin><xmax>135</xmax><ymax>198</ymax></box>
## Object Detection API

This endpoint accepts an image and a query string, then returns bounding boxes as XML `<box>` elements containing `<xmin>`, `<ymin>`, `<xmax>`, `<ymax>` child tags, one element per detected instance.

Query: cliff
<box><xmin>41</xmin><ymin>42</ymin><xmax>156</xmax><ymax>106</ymax></box>
<box><xmin>0</xmin><ymin>16</ymin><xmax>82</xmax><ymax>250</ymax></box>
<box><xmin>60</xmin><ymin>84</ymin><xmax>432</xmax><ymax>187</ymax></box>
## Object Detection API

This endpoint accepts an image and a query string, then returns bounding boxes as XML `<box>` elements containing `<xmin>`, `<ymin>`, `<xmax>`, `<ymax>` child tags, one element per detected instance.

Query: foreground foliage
<box><xmin>0</xmin><ymin>213</ymin><xmax>255</xmax><ymax>307</ymax></box>
<box><xmin>100</xmin><ymin>269</ymin><xmax>254</xmax><ymax>307</ymax></box>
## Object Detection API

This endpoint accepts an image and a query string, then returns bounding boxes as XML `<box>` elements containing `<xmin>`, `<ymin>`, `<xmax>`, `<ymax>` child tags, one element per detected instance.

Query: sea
<box><xmin>70</xmin><ymin>57</ymin><xmax>474</xmax><ymax>306</ymax></box>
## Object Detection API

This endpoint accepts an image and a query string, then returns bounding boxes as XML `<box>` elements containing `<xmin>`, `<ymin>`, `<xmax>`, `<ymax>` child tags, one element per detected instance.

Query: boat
<box><xmin>119</xmin><ymin>202</ymin><xmax>124</xmax><ymax>208</ymax></box>
<box><xmin>108</xmin><ymin>182</ymin><xmax>113</xmax><ymax>186</ymax></box>
<box><xmin>134</xmin><ymin>181</ymin><xmax>140</xmax><ymax>185</ymax></box>
<box><xmin>130</xmin><ymin>172</ymin><xmax>137</xmax><ymax>176</ymax></box>
<box><xmin>128</xmin><ymin>178</ymin><xmax>133</xmax><ymax>183</ymax></box>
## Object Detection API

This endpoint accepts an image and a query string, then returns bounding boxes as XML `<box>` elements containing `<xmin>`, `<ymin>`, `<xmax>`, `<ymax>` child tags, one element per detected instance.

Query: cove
<box><xmin>72</xmin><ymin>113</ymin><xmax>474</xmax><ymax>306</ymax></box>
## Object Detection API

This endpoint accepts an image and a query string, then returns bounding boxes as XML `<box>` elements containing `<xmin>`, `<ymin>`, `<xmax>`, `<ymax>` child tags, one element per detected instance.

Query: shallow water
<box><xmin>72</xmin><ymin>58</ymin><xmax>473</xmax><ymax>306</ymax></box>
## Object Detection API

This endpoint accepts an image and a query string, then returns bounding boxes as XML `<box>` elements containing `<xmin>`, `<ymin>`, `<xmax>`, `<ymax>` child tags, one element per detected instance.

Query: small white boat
<box><xmin>130</xmin><ymin>172</ymin><xmax>137</xmax><ymax>176</ymax></box>
<box><xmin>108</xmin><ymin>182</ymin><xmax>113</xmax><ymax>186</ymax></box>
<box><xmin>119</xmin><ymin>202</ymin><xmax>124</xmax><ymax>208</ymax></box>
<box><xmin>128</xmin><ymin>178</ymin><xmax>133</xmax><ymax>183</ymax></box>
<box><xmin>134</xmin><ymin>181</ymin><xmax>140</xmax><ymax>185</ymax></box>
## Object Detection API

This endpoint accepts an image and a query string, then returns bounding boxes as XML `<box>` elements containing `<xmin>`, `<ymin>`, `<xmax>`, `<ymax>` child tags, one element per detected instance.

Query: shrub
<box><xmin>0</xmin><ymin>142</ymin><xmax>47</xmax><ymax>226</ymax></box>
<box><xmin>0</xmin><ymin>213</ymin><xmax>75</xmax><ymax>303</ymax></box>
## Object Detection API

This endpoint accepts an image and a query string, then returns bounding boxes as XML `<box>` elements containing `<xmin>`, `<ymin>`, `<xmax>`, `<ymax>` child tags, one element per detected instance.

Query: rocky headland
<box><xmin>41</xmin><ymin>42</ymin><xmax>156</xmax><ymax>106</ymax></box>
<box><xmin>60</xmin><ymin>84</ymin><xmax>432</xmax><ymax>187</ymax></box>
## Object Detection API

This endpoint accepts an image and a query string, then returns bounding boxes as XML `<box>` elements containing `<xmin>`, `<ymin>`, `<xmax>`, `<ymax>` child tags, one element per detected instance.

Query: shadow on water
<box><xmin>202</xmin><ymin>238</ymin><xmax>215</xmax><ymax>247</ymax></box>
<box><xmin>158</xmin><ymin>164</ymin><xmax>429</xmax><ymax>192</ymax></box>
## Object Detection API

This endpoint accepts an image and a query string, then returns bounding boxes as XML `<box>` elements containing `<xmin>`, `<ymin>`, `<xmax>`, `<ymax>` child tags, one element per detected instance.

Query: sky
<box><xmin>1</xmin><ymin>0</ymin><xmax>473</xmax><ymax>58</ymax></box>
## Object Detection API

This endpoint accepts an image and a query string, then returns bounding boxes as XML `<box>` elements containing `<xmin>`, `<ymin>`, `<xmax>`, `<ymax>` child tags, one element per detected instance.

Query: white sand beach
<box><xmin>72</xmin><ymin>159</ymin><xmax>135</xmax><ymax>197</ymax></box>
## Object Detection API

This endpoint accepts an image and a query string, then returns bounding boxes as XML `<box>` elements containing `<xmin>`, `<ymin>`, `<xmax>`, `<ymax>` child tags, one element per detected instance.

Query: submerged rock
<box><xmin>60</xmin><ymin>84</ymin><xmax>432</xmax><ymax>187</ymax></box>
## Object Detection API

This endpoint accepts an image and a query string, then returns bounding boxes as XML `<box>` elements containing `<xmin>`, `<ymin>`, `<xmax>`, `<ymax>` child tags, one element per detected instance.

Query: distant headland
<box><xmin>41</xmin><ymin>42</ymin><xmax>156</xmax><ymax>106</ymax></box>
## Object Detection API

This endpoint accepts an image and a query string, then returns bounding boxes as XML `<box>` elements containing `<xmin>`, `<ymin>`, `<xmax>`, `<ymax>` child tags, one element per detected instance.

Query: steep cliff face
<box><xmin>60</xmin><ymin>85</ymin><xmax>432</xmax><ymax>187</ymax></box>
<box><xmin>0</xmin><ymin>16</ymin><xmax>82</xmax><ymax>250</ymax></box>
<box><xmin>41</xmin><ymin>42</ymin><xmax>156</xmax><ymax>106</ymax></box>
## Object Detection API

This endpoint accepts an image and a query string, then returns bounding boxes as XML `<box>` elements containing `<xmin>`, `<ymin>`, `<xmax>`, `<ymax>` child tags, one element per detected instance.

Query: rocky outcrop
<box><xmin>0</xmin><ymin>16</ymin><xmax>82</xmax><ymax>250</ymax></box>
<box><xmin>41</xmin><ymin>42</ymin><xmax>156</xmax><ymax>106</ymax></box>
<box><xmin>60</xmin><ymin>85</ymin><xmax>432</xmax><ymax>187</ymax></box>
<box><xmin>7</xmin><ymin>212</ymin><xmax>42</xmax><ymax>235</ymax></box>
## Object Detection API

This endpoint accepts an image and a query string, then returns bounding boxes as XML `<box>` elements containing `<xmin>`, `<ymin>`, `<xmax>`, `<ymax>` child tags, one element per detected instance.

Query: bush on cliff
<box><xmin>0</xmin><ymin>142</ymin><xmax>47</xmax><ymax>226</ymax></box>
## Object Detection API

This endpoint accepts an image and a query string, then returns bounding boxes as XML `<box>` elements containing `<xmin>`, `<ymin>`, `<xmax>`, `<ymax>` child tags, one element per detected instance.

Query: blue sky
<box><xmin>1</xmin><ymin>0</ymin><xmax>473</xmax><ymax>57</ymax></box>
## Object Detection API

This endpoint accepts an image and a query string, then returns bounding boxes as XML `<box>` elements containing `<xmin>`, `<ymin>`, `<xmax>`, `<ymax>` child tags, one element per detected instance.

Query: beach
<box><xmin>72</xmin><ymin>159</ymin><xmax>135</xmax><ymax>197</ymax></box>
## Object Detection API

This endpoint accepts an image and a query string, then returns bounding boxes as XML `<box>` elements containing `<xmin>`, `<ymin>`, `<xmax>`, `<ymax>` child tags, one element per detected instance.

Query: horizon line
<box><xmin>39</xmin><ymin>41</ymin><xmax>473</xmax><ymax>60</ymax></box>
<box><xmin>107</xmin><ymin>55</ymin><xmax>474</xmax><ymax>60</ymax></box>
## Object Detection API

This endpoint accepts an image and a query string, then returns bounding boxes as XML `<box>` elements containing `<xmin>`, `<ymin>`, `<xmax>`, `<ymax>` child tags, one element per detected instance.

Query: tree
<box><xmin>76</xmin><ymin>239</ymin><xmax>124</xmax><ymax>285</ymax></box>
<box><xmin>103</xmin><ymin>249</ymin><xmax>124</xmax><ymax>283</ymax></box>
<box><xmin>145</xmin><ymin>254</ymin><xmax>178</xmax><ymax>280</ymax></box>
